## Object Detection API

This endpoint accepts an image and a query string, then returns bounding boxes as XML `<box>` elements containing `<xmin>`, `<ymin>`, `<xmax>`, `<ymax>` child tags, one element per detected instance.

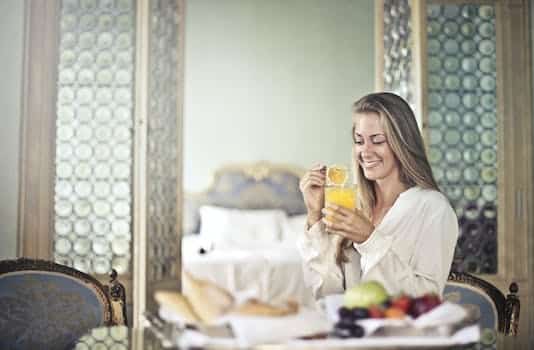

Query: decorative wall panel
<box><xmin>75</xmin><ymin>326</ymin><xmax>128</xmax><ymax>350</ymax></box>
<box><xmin>425</xmin><ymin>4</ymin><xmax>498</xmax><ymax>274</ymax></box>
<box><xmin>382</xmin><ymin>0</ymin><xmax>414</xmax><ymax>107</ymax></box>
<box><xmin>146</xmin><ymin>0</ymin><xmax>180</xmax><ymax>281</ymax></box>
<box><xmin>54</xmin><ymin>0</ymin><xmax>135</xmax><ymax>275</ymax></box>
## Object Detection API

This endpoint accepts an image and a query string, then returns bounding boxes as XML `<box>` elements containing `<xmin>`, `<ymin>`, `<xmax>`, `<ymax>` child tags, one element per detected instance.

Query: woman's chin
<box><xmin>363</xmin><ymin>169</ymin><xmax>386</xmax><ymax>181</ymax></box>
<box><xmin>363</xmin><ymin>172</ymin><xmax>378</xmax><ymax>180</ymax></box>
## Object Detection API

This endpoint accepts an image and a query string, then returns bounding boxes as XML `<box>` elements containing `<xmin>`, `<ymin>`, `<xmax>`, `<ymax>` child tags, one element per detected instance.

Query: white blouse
<box><xmin>296</xmin><ymin>186</ymin><xmax>459</xmax><ymax>299</ymax></box>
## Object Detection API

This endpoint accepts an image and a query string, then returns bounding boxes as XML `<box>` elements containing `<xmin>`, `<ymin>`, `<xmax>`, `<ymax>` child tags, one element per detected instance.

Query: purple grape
<box><xmin>350</xmin><ymin>324</ymin><xmax>365</xmax><ymax>338</ymax></box>
<box><xmin>351</xmin><ymin>307</ymin><xmax>370</xmax><ymax>320</ymax></box>
<box><xmin>334</xmin><ymin>321</ymin><xmax>352</xmax><ymax>330</ymax></box>
<box><xmin>409</xmin><ymin>298</ymin><xmax>429</xmax><ymax>318</ymax></box>
<box><xmin>338</xmin><ymin>306</ymin><xmax>352</xmax><ymax>321</ymax></box>
<box><xmin>333</xmin><ymin>322</ymin><xmax>352</xmax><ymax>339</ymax></box>
<box><xmin>332</xmin><ymin>327</ymin><xmax>351</xmax><ymax>339</ymax></box>
<box><xmin>337</xmin><ymin>318</ymin><xmax>354</xmax><ymax>327</ymax></box>
<box><xmin>381</xmin><ymin>300</ymin><xmax>392</xmax><ymax>309</ymax></box>
<box><xmin>333</xmin><ymin>322</ymin><xmax>365</xmax><ymax>339</ymax></box>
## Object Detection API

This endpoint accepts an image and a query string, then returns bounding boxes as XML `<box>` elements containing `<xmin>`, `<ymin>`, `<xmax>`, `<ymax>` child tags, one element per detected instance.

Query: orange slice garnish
<box><xmin>327</xmin><ymin>165</ymin><xmax>348</xmax><ymax>186</ymax></box>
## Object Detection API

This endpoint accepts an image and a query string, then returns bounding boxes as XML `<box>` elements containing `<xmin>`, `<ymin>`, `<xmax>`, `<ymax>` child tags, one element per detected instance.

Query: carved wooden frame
<box><xmin>448</xmin><ymin>270</ymin><xmax>520</xmax><ymax>336</ymax></box>
<box><xmin>17</xmin><ymin>0</ymin><xmax>59</xmax><ymax>259</ymax></box>
<box><xmin>0</xmin><ymin>258</ymin><xmax>127</xmax><ymax>326</ymax></box>
<box><xmin>132</xmin><ymin>0</ymin><xmax>186</xmax><ymax>328</ymax></box>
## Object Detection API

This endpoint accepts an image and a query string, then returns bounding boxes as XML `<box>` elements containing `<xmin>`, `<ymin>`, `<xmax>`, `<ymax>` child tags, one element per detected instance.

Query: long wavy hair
<box><xmin>336</xmin><ymin>92</ymin><xmax>440</xmax><ymax>266</ymax></box>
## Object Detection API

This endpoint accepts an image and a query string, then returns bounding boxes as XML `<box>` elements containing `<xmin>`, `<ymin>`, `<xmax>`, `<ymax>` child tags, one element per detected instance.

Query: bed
<box><xmin>182</xmin><ymin>161</ymin><xmax>315</xmax><ymax>307</ymax></box>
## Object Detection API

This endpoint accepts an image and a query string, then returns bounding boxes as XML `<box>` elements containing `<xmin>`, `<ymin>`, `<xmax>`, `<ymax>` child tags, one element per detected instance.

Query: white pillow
<box><xmin>281</xmin><ymin>214</ymin><xmax>308</xmax><ymax>244</ymax></box>
<box><xmin>199</xmin><ymin>206</ymin><xmax>288</xmax><ymax>249</ymax></box>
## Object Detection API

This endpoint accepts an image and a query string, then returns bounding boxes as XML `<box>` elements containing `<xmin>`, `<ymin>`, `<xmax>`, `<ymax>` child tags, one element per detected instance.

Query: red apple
<box><xmin>422</xmin><ymin>294</ymin><xmax>441</xmax><ymax>310</ymax></box>
<box><xmin>368</xmin><ymin>305</ymin><xmax>385</xmax><ymax>319</ymax></box>
<box><xmin>391</xmin><ymin>295</ymin><xmax>413</xmax><ymax>313</ymax></box>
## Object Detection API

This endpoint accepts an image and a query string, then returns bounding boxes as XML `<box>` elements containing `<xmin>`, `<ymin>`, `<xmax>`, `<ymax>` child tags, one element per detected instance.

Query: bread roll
<box><xmin>154</xmin><ymin>291</ymin><xmax>200</xmax><ymax>324</ymax></box>
<box><xmin>231</xmin><ymin>299</ymin><xmax>299</xmax><ymax>317</ymax></box>
<box><xmin>182</xmin><ymin>270</ymin><xmax>235</xmax><ymax>323</ymax></box>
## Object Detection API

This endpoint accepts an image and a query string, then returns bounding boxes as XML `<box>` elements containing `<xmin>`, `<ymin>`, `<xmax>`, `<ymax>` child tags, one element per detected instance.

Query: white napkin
<box><xmin>286</xmin><ymin>325</ymin><xmax>480</xmax><ymax>348</ymax></box>
<box><xmin>412</xmin><ymin>301</ymin><xmax>467</xmax><ymax>328</ymax></box>
<box><xmin>174</xmin><ymin>308</ymin><xmax>330</xmax><ymax>348</ymax></box>
<box><xmin>221</xmin><ymin>308</ymin><xmax>331</xmax><ymax>347</ymax></box>
<box><xmin>321</xmin><ymin>293</ymin><xmax>344</xmax><ymax>322</ymax></box>
<box><xmin>158</xmin><ymin>306</ymin><xmax>189</xmax><ymax>326</ymax></box>
<box><xmin>177</xmin><ymin>330</ymin><xmax>238</xmax><ymax>349</ymax></box>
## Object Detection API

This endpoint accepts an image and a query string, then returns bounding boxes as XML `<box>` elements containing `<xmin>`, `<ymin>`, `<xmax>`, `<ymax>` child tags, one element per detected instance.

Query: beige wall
<box><xmin>0</xmin><ymin>0</ymin><xmax>24</xmax><ymax>259</ymax></box>
<box><xmin>183</xmin><ymin>0</ymin><xmax>375</xmax><ymax>191</ymax></box>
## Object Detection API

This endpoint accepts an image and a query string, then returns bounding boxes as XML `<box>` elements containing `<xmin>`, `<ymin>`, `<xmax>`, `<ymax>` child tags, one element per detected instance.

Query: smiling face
<box><xmin>352</xmin><ymin>112</ymin><xmax>400</xmax><ymax>182</ymax></box>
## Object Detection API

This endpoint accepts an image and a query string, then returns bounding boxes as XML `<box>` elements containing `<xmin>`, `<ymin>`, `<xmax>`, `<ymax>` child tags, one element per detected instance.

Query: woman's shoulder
<box><xmin>402</xmin><ymin>186</ymin><xmax>453</xmax><ymax>211</ymax></box>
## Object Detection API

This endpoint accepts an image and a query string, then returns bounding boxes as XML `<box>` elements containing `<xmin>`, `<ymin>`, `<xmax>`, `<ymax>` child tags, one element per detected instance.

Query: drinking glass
<box><xmin>324</xmin><ymin>165</ymin><xmax>356</xmax><ymax>223</ymax></box>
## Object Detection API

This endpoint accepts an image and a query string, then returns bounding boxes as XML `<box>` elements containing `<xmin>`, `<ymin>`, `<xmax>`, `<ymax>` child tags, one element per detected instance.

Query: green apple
<box><xmin>344</xmin><ymin>280</ymin><xmax>389</xmax><ymax>308</ymax></box>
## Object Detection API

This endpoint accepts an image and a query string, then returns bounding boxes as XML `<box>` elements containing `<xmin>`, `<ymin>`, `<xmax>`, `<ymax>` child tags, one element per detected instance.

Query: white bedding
<box><xmin>182</xmin><ymin>235</ymin><xmax>315</xmax><ymax>307</ymax></box>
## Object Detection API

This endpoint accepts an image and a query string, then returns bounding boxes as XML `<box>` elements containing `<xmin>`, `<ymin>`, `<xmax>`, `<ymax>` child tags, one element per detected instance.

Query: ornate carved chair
<box><xmin>444</xmin><ymin>271</ymin><xmax>520</xmax><ymax>348</ymax></box>
<box><xmin>0</xmin><ymin>258</ymin><xmax>127</xmax><ymax>350</ymax></box>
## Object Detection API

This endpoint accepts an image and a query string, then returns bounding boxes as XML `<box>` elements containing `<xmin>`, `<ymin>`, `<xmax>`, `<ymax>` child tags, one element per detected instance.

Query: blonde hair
<box><xmin>336</xmin><ymin>92</ymin><xmax>440</xmax><ymax>266</ymax></box>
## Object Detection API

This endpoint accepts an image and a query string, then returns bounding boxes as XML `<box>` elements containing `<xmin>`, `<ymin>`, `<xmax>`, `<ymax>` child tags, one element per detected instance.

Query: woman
<box><xmin>297</xmin><ymin>92</ymin><xmax>458</xmax><ymax>299</ymax></box>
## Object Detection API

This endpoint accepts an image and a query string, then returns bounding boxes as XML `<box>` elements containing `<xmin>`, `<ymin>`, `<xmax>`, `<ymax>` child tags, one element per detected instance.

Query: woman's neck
<box><xmin>374</xmin><ymin>176</ymin><xmax>408</xmax><ymax>209</ymax></box>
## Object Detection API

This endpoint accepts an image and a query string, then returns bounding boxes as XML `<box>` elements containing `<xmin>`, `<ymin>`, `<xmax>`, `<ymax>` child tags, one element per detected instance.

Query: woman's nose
<box><xmin>361</xmin><ymin>142</ymin><xmax>373</xmax><ymax>153</ymax></box>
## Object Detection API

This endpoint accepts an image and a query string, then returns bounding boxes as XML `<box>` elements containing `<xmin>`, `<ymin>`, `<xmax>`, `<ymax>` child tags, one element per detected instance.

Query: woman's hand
<box><xmin>321</xmin><ymin>203</ymin><xmax>374</xmax><ymax>244</ymax></box>
<box><xmin>299</xmin><ymin>164</ymin><xmax>326</xmax><ymax>226</ymax></box>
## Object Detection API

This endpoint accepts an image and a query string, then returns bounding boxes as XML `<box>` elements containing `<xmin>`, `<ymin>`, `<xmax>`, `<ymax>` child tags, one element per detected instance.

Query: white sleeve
<box><xmin>354</xmin><ymin>201</ymin><xmax>459</xmax><ymax>296</ymax></box>
<box><xmin>296</xmin><ymin>221</ymin><xmax>345</xmax><ymax>299</ymax></box>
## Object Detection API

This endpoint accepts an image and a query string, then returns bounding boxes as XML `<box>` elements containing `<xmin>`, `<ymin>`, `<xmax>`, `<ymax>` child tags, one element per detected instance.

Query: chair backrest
<box><xmin>444</xmin><ymin>271</ymin><xmax>520</xmax><ymax>348</ymax></box>
<box><xmin>0</xmin><ymin>258</ymin><xmax>126</xmax><ymax>350</ymax></box>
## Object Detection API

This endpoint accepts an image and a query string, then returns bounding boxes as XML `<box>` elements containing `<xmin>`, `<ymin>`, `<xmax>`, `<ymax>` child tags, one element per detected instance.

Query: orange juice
<box><xmin>324</xmin><ymin>186</ymin><xmax>356</xmax><ymax>222</ymax></box>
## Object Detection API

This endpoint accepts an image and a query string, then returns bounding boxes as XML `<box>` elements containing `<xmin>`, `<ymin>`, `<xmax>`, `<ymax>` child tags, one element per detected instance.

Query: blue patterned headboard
<box><xmin>183</xmin><ymin>161</ymin><xmax>307</xmax><ymax>234</ymax></box>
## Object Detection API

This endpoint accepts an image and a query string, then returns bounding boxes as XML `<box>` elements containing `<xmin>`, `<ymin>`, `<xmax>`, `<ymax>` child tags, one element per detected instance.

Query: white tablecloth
<box><xmin>182</xmin><ymin>235</ymin><xmax>315</xmax><ymax>307</ymax></box>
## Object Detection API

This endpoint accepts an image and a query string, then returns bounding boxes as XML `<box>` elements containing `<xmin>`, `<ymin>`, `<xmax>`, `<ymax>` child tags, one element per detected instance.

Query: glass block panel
<box><xmin>383</xmin><ymin>0</ymin><xmax>414</xmax><ymax>107</ymax></box>
<box><xmin>426</xmin><ymin>4</ymin><xmax>498</xmax><ymax>274</ymax></box>
<box><xmin>75</xmin><ymin>326</ymin><xmax>129</xmax><ymax>349</ymax></box>
<box><xmin>54</xmin><ymin>0</ymin><xmax>136</xmax><ymax>274</ymax></box>
<box><xmin>146</xmin><ymin>0</ymin><xmax>181</xmax><ymax>281</ymax></box>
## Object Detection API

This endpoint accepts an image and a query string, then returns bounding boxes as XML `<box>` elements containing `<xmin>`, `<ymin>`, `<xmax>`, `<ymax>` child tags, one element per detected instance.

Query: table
<box><xmin>74</xmin><ymin>325</ymin><xmax>478</xmax><ymax>350</ymax></box>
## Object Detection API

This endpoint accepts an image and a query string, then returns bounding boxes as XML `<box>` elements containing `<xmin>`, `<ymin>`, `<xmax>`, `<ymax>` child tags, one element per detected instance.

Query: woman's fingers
<box><xmin>322</xmin><ymin>219</ymin><xmax>354</xmax><ymax>239</ymax></box>
<box><xmin>325</xmin><ymin>203</ymin><xmax>370</xmax><ymax>222</ymax></box>
<box><xmin>311</xmin><ymin>163</ymin><xmax>325</xmax><ymax>171</ymax></box>
<box><xmin>324</xmin><ymin>203</ymin><xmax>352</xmax><ymax>218</ymax></box>
<box><xmin>307</xmin><ymin>172</ymin><xmax>325</xmax><ymax>180</ymax></box>
<box><xmin>306</xmin><ymin>175</ymin><xmax>325</xmax><ymax>186</ymax></box>
<box><xmin>323</xmin><ymin>206</ymin><xmax>374</xmax><ymax>244</ymax></box>
<box><xmin>325</xmin><ymin>227</ymin><xmax>348</xmax><ymax>238</ymax></box>
<box><xmin>300</xmin><ymin>176</ymin><xmax>323</xmax><ymax>188</ymax></box>
<box><xmin>300</xmin><ymin>172</ymin><xmax>325</xmax><ymax>190</ymax></box>
<box><xmin>322</xmin><ymin>214</ymin><xmax>352</xmax><ymax>232</ymax></box>
<box><xmin>303</xmin><ymin>179</ymin><xmax>323</xmax><ymax>190</ymax></box>
<box><xmin>321</xmin><ymin>207</ymin><xmax>346</xmax><ymax>223</ymax></box>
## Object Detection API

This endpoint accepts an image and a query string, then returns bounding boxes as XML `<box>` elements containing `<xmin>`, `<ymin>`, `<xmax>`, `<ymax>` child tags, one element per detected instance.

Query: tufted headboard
<box><xmin>183</xmin><ymin>161</ymin><xmax>307</xmax><ymax>234</ymax></box>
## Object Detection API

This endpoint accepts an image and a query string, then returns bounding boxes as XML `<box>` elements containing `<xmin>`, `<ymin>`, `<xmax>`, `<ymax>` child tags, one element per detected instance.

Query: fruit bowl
<box><xmin>324</xmin><ymin>281</ymin><xmax>473</xmax><ymax>340</ymax></box>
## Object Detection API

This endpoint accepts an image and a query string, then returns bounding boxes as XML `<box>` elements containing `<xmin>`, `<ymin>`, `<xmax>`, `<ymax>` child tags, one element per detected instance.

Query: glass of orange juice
<box><xmin>324</xmin><ymin>165</ymin><xmax>356</xmax><ymax>223</ymax></box>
